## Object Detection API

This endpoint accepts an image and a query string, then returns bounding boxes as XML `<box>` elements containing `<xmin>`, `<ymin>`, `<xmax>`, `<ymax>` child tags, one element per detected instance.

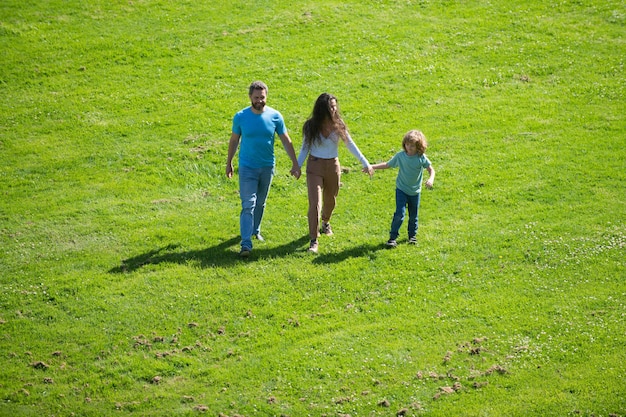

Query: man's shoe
<box><xmin>307</xmin><ymin>240</ymin><xmax>318</xmax><ymax>253</ymax></box>
<box><xmin>321</xmin><ymin>222</ymin><xmax>333</xmax><ymax>236</ymax></box>
<box><xmin>408</xmin><ymin>236</ymin><xmax>417</xmax><ymax>245</ymax></box>
<box><xmin>239</xmin><ymin>247</ymin><xmax>251</xmax><ymax>258</ymax></box>
<box><xmin>254</xmin><ymin>234</ymin><xmax>264</xmax><ymax>242</ymax></box>
<box><xmin>386</xmin><ymin>239</ymin><xmax>397</xmax><ymax>248</ymax></box>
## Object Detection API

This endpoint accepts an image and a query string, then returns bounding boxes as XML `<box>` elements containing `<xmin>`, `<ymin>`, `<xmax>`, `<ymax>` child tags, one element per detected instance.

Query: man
<box><xmin>226</xmin><ymin>81</ymin><xmax>301</xmax><ymax>257</ymax></box>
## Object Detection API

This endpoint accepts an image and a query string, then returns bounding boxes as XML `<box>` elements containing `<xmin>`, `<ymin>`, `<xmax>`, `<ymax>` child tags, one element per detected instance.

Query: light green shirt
<box><xmin>387</xmin><ymin>151</ymin><xmax>431</xmax><ymax>195</ymax></box>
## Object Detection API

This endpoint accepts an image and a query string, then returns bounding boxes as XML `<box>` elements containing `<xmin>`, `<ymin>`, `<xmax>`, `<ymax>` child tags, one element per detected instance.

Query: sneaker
<box><xmin>408</xmin><ymin>236</ymin><xmax>417</xmax><ymax>245</ymax></box>
<box><xmin>321</xmin><ymin>222</ymin><xmax>333</xmax><ymax>236</ymax></box>
<box><xmin>239</xmin><ymin>247</ymin><xmax>251</xmax><ymax>258</ymax></box>
<box><xmin>254</xmin><ymin>234</ymin><xmax>264</xmax><ymax>242</ymax></box>
<box><xmin>386</xmin><ymin>239</ymin><xmax>397</xmax><ymax>248</ymax></box>
<box><xmin>308</xmin><ymin>239</ymin><xmax>318</xmax><ymax>253</ymax></box>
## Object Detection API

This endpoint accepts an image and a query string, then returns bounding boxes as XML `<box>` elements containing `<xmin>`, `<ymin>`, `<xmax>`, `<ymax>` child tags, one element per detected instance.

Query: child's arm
<box><xmin>425</xmin><ymin>165</ymin><xmax>435</xmax><ymax>189</ymax></box>
<box><xmin>370</xmin><ymin>162</ymin><xmax>390</xmax><ymax>171</ymax></box>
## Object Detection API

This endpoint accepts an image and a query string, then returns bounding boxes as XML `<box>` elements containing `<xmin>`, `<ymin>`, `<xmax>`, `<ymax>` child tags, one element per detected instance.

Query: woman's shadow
<box><xmin>311</xmin><ymin>242</ymin><xmax>386</xmax><ymax>264</ymax></box>
<box><xmin>108</xmin><ymin>235</ymin><xmax>311</xmax><ymax>273</ymax></box>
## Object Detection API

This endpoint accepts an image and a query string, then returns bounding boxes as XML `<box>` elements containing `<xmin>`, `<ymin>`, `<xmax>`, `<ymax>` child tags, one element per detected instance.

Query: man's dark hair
<box><xmin>248</xmin><ymin>81</ymin><xmax>268</xmax><ymax>95</ymax></box>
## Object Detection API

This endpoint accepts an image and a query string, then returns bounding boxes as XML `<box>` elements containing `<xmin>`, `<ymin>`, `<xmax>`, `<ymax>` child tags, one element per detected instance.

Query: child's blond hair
<box><xmin>402</xmin><ymin>130</ymin><xmax>428</xmax><ymax>155</ymax></box>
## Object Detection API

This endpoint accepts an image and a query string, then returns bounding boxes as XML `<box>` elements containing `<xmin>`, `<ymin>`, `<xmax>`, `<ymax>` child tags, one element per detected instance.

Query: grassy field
<box><xmin>1</xmin><ymin>0</ymin><xmax>625</xmax><ymax>416</ymax></box>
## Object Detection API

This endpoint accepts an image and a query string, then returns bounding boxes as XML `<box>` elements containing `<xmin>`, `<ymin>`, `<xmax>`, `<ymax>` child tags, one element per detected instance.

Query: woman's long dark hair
<box><xmin>302</xmin><ymin>93</ymin><xmax>348</xmax><ymax>147</ymax></box>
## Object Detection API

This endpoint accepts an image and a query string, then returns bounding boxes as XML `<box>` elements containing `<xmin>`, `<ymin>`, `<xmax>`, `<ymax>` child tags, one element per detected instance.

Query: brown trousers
<box><xmin>306</xmin><ymin>156</ymin><xmax>341</xmax><ymax>240</ymax></box>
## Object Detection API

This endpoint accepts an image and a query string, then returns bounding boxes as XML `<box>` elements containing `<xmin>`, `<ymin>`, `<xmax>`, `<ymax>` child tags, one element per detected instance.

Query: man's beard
<box><xmin>252</xmin><ymin>102</ymin><xmax>265</xmax><ymax>111</ymax></box>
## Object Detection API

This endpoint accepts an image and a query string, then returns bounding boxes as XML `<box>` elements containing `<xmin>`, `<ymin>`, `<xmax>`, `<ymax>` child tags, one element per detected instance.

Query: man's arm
<box><xmin>226</xmin><ymin>132</ymin><xmax>240</xmax><ymax>178</ymax></box>
<box><xmin>278</xmin><ymin>133</ymin><xmax>301</xmax><ymax>179</ymax></box>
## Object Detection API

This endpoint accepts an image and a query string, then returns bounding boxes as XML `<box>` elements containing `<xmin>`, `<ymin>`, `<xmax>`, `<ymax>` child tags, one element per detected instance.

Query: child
<box><xmin>367</xmin><ymin>130</ymin><xmax>435</xmax><ymax>247</ymax></box>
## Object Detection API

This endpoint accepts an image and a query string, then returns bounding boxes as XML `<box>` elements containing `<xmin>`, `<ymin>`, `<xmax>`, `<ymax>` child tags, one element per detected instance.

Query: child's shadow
<box><xmin>108</xmin><ymin>235</ymin><xmax>310</xmax><ymax>273</ymax></box>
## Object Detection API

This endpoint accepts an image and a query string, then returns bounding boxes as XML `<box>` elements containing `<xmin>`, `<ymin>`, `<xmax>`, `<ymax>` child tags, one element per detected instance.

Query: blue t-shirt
<box><xmin>387</xmin><ymin>151</ymin><xmax>431</xmax><ymax>195</ymax></box>
<box><xmin>232</xmin><ymin>106</ymin><xmax>287</xmax><ymax>169</ymax></box>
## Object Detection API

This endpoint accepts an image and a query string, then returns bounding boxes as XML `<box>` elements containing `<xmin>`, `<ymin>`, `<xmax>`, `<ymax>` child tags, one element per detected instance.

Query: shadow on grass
<box><xmin>312</xmin><ymin>243</ymin><xmax>387</xmax><ymax>265</ymax></box>
<box><xmin>108</xmin><ymin>235</ymin><xmax>311</xmax><ymax>273</ymax></box>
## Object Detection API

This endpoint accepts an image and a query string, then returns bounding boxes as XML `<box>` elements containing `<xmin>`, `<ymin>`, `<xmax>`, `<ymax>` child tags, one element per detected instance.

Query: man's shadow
<box><xmin>108</xmin><ymin>235</ymin><xmax>311</xmax><ymax>273</ymax></box>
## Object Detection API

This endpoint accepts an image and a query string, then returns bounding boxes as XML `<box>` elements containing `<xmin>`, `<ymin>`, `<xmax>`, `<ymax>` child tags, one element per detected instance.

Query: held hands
<box><xmin>290</xmin><ymin>165</ymin><xmax>302</xmax><ymax>180</ymax></box>
<box><xmin>362</xmin><ymin>165</ymin><xmax>374</xmax><ymax>178</ymax></box>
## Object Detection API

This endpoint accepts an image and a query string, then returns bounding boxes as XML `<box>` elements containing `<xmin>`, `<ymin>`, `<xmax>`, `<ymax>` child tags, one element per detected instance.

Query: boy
<box><xmin>367</xmin><ymin>130</ymin><xmax>435</xmax><ymax>247</ymax></box>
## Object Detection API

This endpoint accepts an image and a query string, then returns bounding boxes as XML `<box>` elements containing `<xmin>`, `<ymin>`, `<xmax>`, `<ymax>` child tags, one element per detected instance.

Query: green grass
<box><xmin>1</xmin><ymin>0</ymin><xmax>625</xmax><ymax>416</ymax></box>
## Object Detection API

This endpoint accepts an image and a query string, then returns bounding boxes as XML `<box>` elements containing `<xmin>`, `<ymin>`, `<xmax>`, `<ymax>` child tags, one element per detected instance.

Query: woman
<box><xmin>297</xmin><ymin>93</ymin><xmax>373</xmax><ymax>253</ymax></box>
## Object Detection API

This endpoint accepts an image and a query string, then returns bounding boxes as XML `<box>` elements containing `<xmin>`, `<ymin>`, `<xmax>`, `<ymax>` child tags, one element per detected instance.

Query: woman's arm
<box><xmin>343</xmin><ymin>133</ymin><xmax>370</xmax><ymax>168</ymax></box>
<box><xmin>296</xmin><ymin>137</ymin><xmax>310</xmax><ymax>168</ymax></box>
